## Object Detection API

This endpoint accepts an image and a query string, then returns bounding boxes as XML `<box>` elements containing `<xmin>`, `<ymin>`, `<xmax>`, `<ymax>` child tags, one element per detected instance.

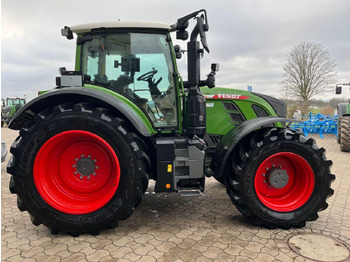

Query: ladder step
<box><xmin>178</xmin><ymin>188</ymin><xmax>202</xmax><ymax>197</ymax></box>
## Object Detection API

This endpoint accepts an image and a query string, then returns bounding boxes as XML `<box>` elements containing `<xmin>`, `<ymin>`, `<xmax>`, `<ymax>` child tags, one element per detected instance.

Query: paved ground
<box><xmin>1</xmin><ymin>126</ymin><xmax>350</xmax><ymax>262</ymax></box>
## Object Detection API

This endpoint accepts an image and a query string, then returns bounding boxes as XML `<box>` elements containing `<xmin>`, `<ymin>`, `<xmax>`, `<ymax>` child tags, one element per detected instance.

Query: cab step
<box><xmin>178</xmin><ymin>188</ymin><xmax>203</xmax><ymax>197</ymax></box>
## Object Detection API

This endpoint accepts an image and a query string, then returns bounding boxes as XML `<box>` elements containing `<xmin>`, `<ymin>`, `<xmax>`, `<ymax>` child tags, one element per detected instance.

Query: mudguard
<box><xmin>9</xmin><ymin>87</ymin><xmax>154</xmax><ymax>137</ymax></box>
<box><xmin>337</xmin><ymin>103</ymin><xmax>350</xmax><ymax>118</ymax></box>
<box><xmin>210</xmin><ymin>117</ymin><xmax>298</xmax><ymax>179</ymax></box>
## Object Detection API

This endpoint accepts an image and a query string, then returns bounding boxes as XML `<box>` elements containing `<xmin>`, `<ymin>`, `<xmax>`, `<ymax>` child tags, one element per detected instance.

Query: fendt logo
<box><xmin>204</xmin><ymin>94</ymin><xmax>250</xmax><ymax>100</ymax></box>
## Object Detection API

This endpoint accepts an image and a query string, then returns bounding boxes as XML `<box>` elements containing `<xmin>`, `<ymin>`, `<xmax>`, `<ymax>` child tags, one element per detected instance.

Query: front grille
<box><xmin>204</xmin><ymin>134</ymin><xmax>223</xmax><ymax>146</ymax></box>
<box><xmin>222</xmin><ymin>102</ymin><xmax>239</xmax><ymax>111</ymax></box>
<box><xmin>229</xmin><ymin>113</ymin><xmax>245</xmax><ymax>122</ymax></box>
<box><xmin>252</xmin><ymin>105</ymin><xmax>269</xmax><ymax>117</ymax></box>
<box><xmin>209</xmin><ymin>135</ymin><xmax>222</xmax><ymax>144</ymax></box>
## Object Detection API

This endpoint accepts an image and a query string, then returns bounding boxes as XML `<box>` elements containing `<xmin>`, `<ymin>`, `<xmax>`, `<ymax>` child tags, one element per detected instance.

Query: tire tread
<box><xmin>7</xmin><ymin>102</ymin><xmax>150</xmax><ymax>236</ymax></box>
<box><xmin>225</xmin><ymin>128</ymin><xmax>335</xmax><ymax>229</ymax></box>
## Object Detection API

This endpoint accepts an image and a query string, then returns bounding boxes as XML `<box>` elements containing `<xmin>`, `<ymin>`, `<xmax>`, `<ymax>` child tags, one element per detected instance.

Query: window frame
<box><xmin>79</xmin><ymin>29</ymin><xmax>181</xmax><ymax>132</ymax></box>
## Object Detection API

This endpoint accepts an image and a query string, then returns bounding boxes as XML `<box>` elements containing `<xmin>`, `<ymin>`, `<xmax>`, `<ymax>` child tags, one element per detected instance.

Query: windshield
<box><xmin>82</xmin><ymin>32</ymin><xmax>177</xmax><ymax>128</ymax></box>
<box><xmin>7</xmin><ymin>99</ymin><xmax>25</xmax><ymax>106</ymax></box>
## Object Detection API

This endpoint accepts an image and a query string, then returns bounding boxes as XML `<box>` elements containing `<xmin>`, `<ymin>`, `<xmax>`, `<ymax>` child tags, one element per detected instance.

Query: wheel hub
<box><xmin>268</xmin><ymin>169</ymin><xmax>289</xmax><ymax>189</ymax></box>
<box><xmin>76</xmin><ymin>157</ymin><xmax>96</xmax><ymax>177</ymax></box>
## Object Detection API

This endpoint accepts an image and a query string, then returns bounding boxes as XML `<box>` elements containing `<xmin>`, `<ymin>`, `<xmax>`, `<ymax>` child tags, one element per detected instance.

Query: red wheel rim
<box><xmin>34</xmin><ymin>130</ymin><xmax>120</xmax><ymax>214</ymax></box>
<box><xmin>254</xmin><ymin>152</ymin><xmax>314</xmax><ymax>212</ymax></box>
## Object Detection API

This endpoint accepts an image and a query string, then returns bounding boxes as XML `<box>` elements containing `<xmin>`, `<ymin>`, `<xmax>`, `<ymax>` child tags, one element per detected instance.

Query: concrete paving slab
<box><xmin>1</xmin><ymin>126</ymin><xmax>350</xmax><ymax>261</ymax></box>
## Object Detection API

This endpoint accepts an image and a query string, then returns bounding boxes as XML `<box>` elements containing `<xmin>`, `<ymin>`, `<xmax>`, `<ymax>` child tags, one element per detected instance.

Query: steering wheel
<box><xmin>137</xmin><ymin>68</ymin><xmax>158</xmax><ymax>82</ymax></box>
<box><xmin>137</xmin><ymin>68</ymin><xmax>163</xmax><ymax>97</ymax></box>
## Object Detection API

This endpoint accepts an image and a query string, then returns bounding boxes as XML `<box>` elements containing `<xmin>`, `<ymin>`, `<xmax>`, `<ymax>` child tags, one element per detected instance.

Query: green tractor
<box><xmin>1</xmin><ymin>97</ymin><xmax>26</xmax><ymax>127</ymax></box>
<box><xmin>7</xmin><ymin>10</ymin><xmax>334</xmax><ymax>236</ymax></box>
<box><xmin>336</xmin><ymin>82</ymin><xmax>350</xmax><ymax>151</ymax></box>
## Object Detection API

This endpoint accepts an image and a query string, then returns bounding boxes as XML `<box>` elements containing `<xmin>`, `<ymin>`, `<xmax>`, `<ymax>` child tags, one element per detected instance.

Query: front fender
<box><xmin>9</xmin><ymin>87</ymin><xmax>155</xmax><ymax>137</ymax></box>
<box><xmin>210</xmin><ymin>117</ymin><xmax>298</xmax><ymax>179</ymax></box>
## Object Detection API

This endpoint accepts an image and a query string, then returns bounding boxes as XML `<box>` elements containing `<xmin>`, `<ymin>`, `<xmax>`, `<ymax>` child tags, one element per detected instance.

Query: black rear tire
<box><xmin>337</xmin><ymin>118</ymin><xmax>341</xmax><ymax>144</ymax></box>
<box><xmin>225</xmin><ymin>128</ymin><xmax>335</xmax><ymax>229</ymax></box>
<box><xmin>340</xmin><ymin>116</ymin><xmax>350</xmax><ymax>152</ymax></box>
<box><xmin>7</xmin><ymin>102</ymin><xmax>150</xmax><ymax>236</ymax></box>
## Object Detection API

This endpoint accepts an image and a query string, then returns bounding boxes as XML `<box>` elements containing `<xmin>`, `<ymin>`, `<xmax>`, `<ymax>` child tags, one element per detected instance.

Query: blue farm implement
<box><xmin>290</xmin><ymin>113</ymin><xmax>338</xmax><ymax>139</ymax></box>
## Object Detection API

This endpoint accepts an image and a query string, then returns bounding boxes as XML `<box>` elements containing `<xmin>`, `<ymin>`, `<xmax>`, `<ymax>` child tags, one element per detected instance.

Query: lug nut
<box><xmin>72</xmin><ymin>164</ymin><xmax>76</xmax><ymax>168</ymax></box>
<box><xmin>74</xmin><ymin>171</ymin><xmax>78</xmax><ymax>175</ymax></box>
<box><xmin>262</xmin><ymin>173</ymin><xmax>265</xmax><ymax>177</ymax></box>
<box><xmin>81</xmin><ymin>154</ymin><xmax>85</xmax><ymax>158</ymax></box>
<box><xmin>75</xmin><ymin>158</ymin><xmax>79</xmax><ymax>161</ymax></box>
<box><xmin>96</xmin><ymin>166</ymin><xmax>99</xmax><ymax>169</ymax></box>
<box><xmin>80</xmin><ymin>176</ymin><xmax>83</xmax><ymax>179</ymax></box>
<box><xmin>93</xmin><ymin>172</ymin><xmax>96</xmax><ymax>176</ymax></box>
<box><xmin>87</xmin><ymin>176</ymin><xmax>90</xmax><ymax>180</ymax></box>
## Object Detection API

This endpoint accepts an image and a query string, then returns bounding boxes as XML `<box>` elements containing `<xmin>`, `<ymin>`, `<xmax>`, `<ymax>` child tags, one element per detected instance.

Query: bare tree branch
<box><xmin>281</xmin><ymin>42</ymin><xmax>337</xmax><ymax>101</ymax></box>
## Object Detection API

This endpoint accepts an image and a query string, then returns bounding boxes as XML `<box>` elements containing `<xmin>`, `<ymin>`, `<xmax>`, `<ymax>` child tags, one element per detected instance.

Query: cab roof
<box><xmin>70</xmin><ymin>21</ymin><xmax>171</xmax><ymax>34</ymax></box>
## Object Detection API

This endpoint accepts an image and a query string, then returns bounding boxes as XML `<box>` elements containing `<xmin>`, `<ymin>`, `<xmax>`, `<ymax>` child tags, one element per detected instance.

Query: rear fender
<box><xmin>337</xmin><ymin>103</ymin><xmax>350</xmax><ymax>117</ymax></box>
<box><xmin>9</xmin><ymin>87</ymin><xmax>155</xmax><ymax>137</ymax></box>
<box><xmin>210</xmin><ymin>117</ymin><xmax>298</xmax><ymax>179</ymax></box>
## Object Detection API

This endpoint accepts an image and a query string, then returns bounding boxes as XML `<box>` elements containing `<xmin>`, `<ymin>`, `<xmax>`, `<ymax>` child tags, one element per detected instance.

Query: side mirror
<box><xmin>336</xmin><ymin>85</ymin><xmax>342</xmax><ymax>94</ymax></box>
<box><xmin>197</xmin><ymin>15</ymin><xmax>209</xmax><ymax>53</ymax></box>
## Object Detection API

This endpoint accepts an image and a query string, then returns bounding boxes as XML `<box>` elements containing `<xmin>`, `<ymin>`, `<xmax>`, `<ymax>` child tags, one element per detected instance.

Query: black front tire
<box><xmin>225</xmin><ymin>128</ymin><xmax>335</xmax><ymax>228</ymax></box>
<box><xmin>7</xmin><ymin>102</ymin><xmax>150</xmax><ymax>236</ymax></box>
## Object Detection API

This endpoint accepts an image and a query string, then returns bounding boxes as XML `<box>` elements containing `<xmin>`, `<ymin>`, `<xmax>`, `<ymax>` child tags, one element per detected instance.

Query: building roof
<box><xmin>70</xmin><ymin>21</ymin><xmax>171</xmax><ymax>34</ymax></box>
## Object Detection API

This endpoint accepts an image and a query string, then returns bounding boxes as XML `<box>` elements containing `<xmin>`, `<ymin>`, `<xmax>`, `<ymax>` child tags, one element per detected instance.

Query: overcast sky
<box><xmin>2</xmin><ymin>0</ymin><xmax>350</xmax><ymax>102</ymax></box>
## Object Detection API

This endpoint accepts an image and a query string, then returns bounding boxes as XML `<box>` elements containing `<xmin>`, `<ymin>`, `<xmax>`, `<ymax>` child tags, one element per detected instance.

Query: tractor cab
<box><xmin>64</xmin><ymin>22</ymin><xmax>179</xmax><ymax>128</ymax></box>
<box><xmin>59</xmin><ymin>10</ymin><xmax>217</xmax><ymax>134</ymax></box>
<box><xmin>1</xmin><ymin>97</ymin><xmax>26</xmax><ymax>126</ymax></box>
<box><xmin>335</xmin><ymin>82</ymin><xmax>350</xmax><ymax>151</ymax></box>
<box><xmin>6</xmin><ymin>97</ymin><xmax>26</xmax><ymax>107</ymax></box>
